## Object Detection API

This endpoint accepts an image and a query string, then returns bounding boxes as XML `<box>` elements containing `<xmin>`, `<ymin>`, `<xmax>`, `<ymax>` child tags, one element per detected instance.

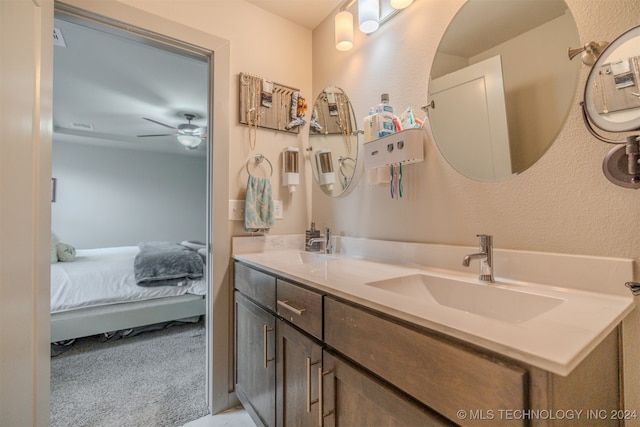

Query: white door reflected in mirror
<box><xmin>430</xmin><ymin>56</ymin><xmax>511</xmax><ymax>181</ymax></box>
<box><xmin>428</xmin><ymin>0</ymin><xmax>580</xmax><ymax>182</ymax></box>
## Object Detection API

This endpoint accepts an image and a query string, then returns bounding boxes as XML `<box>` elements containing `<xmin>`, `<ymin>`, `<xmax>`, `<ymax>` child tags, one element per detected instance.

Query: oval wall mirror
<box><xmin>309</xmin><ymin>86</ymin><xmax>360</xmax><ymax>197</ymax></box>
<box><xmin>428</xmin><ymin>0</ymin><xmax>581</xmax><ymax>181</ymax></box>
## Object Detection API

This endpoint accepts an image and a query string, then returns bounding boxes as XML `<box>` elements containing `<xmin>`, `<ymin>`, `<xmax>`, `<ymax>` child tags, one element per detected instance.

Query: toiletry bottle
<box><xmin>363</xmin><ymin>107</ymin><xmax>376</xmax><ymax>143</ymax></box>
<box><xmin>375</xmin><ymin>93</ymin><xmax>395</xmax><ymax>138</ymax></box>
<box><xmin>305</xmin><ymin>222</ymin><xmax>321</xmax><ymax>252</ymax></box>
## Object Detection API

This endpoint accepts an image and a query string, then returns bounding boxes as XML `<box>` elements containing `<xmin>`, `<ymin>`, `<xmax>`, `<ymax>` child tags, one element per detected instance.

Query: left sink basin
<box><xmin>366</xmin><ymin>273</ymin><xmax>564</xmax><ymax>323</ymax></box>
<box><xmin>297</xmin><ymin>251</ymin><xmax>339</xmax><ymax>264</ymax></box>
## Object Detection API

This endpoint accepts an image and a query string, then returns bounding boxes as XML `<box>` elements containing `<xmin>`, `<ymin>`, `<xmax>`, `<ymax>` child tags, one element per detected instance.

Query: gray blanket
<box><xmin>134</xmin><ymin>241</ymin><xmax>204</xmax><ymax>287</ymax></box>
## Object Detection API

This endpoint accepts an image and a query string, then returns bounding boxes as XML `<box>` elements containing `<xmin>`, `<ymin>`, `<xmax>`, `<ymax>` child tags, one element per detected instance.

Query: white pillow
<box><xmin>51</xmin><ymin>233</ymin><xmax>59</xmax><ymax>264</ymax></box>
<box><xmin>57</xmin><ymin>242</ymin><xmax>76</xmax><ymax>262</ymax></box>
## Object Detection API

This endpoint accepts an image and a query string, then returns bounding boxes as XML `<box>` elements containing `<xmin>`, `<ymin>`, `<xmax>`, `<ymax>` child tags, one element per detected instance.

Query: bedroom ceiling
<box><xmin>53</xmin><ymin>15</ymin><xmax>209</xmax><ymax>156</ymax></box>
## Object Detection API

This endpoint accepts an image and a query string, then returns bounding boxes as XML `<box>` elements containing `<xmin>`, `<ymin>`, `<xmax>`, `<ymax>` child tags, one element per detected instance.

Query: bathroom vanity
<box><xmin>232</xmin><ymin>236</ymin><xmax>635</xmax><ymax>427</ymax></box>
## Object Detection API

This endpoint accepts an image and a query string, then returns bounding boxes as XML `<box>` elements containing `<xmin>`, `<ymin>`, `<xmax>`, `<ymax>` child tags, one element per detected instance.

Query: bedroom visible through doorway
<box><xmin>50</xmin><ymin>8</ymin><xmax>211</xmax><ymax>425</ymax></box>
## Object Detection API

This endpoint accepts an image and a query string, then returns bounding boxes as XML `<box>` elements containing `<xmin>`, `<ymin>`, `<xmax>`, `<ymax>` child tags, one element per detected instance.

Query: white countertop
<box><xmin>232</xmin><ymin>236</ymin><xmax>635</xmax><ymax>376</ymax></box>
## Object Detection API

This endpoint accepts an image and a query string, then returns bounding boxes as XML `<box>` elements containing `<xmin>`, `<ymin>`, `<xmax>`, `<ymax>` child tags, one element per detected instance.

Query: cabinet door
<box><xmin>321</xmin><ymin>350</ymin><xmax>453</xmax><ymax>427</ymax></box>
<box><xmin>235</xmin><ymin>291</ymin><xmax>276</xmax><ymax>427</ymax></box>
<box><xmin>276</xmin><ymin>319</ymin><xmax>322</xmax><ymax>427</ymax></box>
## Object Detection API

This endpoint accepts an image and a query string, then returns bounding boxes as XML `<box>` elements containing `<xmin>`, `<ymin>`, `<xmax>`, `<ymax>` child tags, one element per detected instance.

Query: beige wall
<box><xmin>312</xmin><ymin>0</ymin><xmax>640</xmax><ymax>420</ymax></box>
<box><xmin>115</xmin><ymin>0</ymin><xmax>314</xmax><ymax>236</ymax></box>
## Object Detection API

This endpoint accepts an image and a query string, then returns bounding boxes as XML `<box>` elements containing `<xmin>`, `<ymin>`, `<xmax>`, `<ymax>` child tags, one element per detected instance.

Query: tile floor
<box><xmin>183</xmin><ymin>407</ymin><xmax>255</xmax><ymax>427</ymax></box>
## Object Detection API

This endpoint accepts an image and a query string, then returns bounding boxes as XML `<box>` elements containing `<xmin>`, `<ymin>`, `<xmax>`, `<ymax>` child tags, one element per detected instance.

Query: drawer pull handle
<box><xmin>277</xmin><ymin>300</ymin><xmax>306</xmax><ymax>316</ymax></box>
<box><xmin>263</xmin><ymin>324</ymin><xmax>274</xmax><ymax>368</ymax></box>
<box><xmin>318</xmin><ymin>368</ymin><xmax>334</xmax><ymax>426</ymax></box>
<box><xmin>306</xmin><ymin>357</ymin><xmax>320</xmax><ymax>413</ymax></box>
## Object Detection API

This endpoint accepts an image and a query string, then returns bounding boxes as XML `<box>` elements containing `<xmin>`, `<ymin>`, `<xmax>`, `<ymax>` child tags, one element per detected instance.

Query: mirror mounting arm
<box><xmin>581</xmin><ymin>102</ymin><xmax>640</xmax><ymax>188</ymax></box>
<box><xmin>579</xmin><ymin>101</ymin><xmax>623</xmax><ymax>145</ymax></box>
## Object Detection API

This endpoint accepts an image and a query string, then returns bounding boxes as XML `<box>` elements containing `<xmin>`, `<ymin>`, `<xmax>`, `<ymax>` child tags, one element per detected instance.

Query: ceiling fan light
<box><xmin>176</xmin><ymin>134</ymin><xmax>202</xmax><ymax>149</ymax></box>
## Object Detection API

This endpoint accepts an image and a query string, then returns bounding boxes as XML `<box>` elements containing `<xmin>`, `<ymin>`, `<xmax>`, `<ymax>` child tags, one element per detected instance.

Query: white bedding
<box><xmin>51</xmin><ymin>246</ymin><xmax>206</xmax><ymax>314</ymax></box>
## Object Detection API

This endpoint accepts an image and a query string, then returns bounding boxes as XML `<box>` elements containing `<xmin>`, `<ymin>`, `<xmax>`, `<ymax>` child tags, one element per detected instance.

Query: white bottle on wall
<box><xmin>363</xmin><ymin>107</ymin><xmax>376</xmax><ymax>143</ymax></box>
<box><xmin>375</xmin><ymin>93</ymin><xmax>394</xmax><ymax>138</ymax></box>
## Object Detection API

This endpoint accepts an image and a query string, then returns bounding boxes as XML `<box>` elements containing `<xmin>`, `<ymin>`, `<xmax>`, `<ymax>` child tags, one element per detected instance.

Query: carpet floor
<box><xmin>50</xmin><ymin>320</ymin><xmax>209</xmax><ymax>427</ymax></box>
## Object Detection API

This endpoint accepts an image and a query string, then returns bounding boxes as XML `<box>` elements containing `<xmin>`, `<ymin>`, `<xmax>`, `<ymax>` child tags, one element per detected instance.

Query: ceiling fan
<box><xmin>138</xmin><ymin>113</ymin><xmax>207</xmax><ymax>150</ymax></box>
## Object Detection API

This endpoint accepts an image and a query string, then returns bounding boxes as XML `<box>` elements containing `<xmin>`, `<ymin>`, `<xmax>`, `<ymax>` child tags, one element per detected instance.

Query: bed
<box><xmin>50</xmin><ymin>244</ymin><xmax>207</xmax><ymax>343</ymax></box>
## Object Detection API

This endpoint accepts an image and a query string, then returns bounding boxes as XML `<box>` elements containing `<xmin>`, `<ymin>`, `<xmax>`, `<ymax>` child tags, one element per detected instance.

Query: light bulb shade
<box><xmin>335</xmin><ymin>10</ymin><xmax>354</xmax><ymax>51</ymax></box>
<box><xmin>358</xmin><ymin>0</ymin><xmax>379</xmax><ymax>34</ymax></box>
<box><xmin>176</xmin><ymin>134</ymin><xmax>202</xmax><ymax>149</ymax></box>
<box><xmin>390</xmin><ymin>0</ymin><xmax>413</xmax><ymax>9</ymax></box>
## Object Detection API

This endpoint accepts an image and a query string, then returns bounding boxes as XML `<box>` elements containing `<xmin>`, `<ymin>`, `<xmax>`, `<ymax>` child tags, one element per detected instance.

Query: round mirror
<box><xmin>309</xmin><ymin>86</ymin><xmax>360</xmax><ymax>197</ymax></box>
<box><xmin>428</xmin><ymin>0</ymin><xmax>581</xmax><ymax>181</ymax></box>
<box><xmin>584</xmin><ymin>25</ymin><xmax>640</xmax><ymax>132</ymax></box>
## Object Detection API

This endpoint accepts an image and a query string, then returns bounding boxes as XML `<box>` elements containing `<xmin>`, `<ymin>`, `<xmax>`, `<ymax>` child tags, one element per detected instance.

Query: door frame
<box><xmin>52</xmin><ymin>0</ymin><xmax>233</xmax><ymax>414</ymax></box>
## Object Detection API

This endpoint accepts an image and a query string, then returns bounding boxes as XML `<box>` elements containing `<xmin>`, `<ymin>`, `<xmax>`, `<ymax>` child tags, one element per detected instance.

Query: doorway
<box><xmin>49</xmin><ymin>0</ymin><xmax>233</xmax><ymax>419</ymax></box>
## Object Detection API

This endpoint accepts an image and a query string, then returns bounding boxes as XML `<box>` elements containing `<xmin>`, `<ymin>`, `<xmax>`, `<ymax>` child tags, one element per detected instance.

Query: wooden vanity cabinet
<box><xmin>321</xmin><ymin>350</ymin><xmax>454</xmax><ymax>427</ymax></box>
<box><xmin>234</xmin><ymin>291</ymin><xmax>276</xmax><ymax>427</ymax></box>
<box><xmin>234</xmin><ymin>263</ymin><xmax>277</xmax><ymax>427</ymax></box>
<box><xmin>276</xmin><ymin>319</ymin><xmax>322</xmax><ymax>427</ymax></box>
<box><xmin>324</xmin><ymin>295</ymin><xmax>623</xmax><ymax>427</ymax></box>
<box><xmin>234</xmin><ymin>262</ymin><xmax>623</xmax><ymax>427</ymax></box>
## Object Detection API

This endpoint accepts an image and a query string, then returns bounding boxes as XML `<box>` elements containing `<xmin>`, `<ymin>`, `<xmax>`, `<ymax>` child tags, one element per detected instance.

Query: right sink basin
<box><xmin>366</xmin><ymin>273</ymin><xmax>565</xmax><ymax>324</ymax></box>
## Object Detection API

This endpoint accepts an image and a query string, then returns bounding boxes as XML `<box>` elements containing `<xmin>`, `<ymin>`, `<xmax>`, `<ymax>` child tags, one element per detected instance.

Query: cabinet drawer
<box><xmin>324</xmin><ymin>297</ymin><xmax>527</xmax><ymax>427</ymax></box>
<box><xmin>276</xmin><ymin>279</ymin><xmax>323</xmax><ymax>340</ymax></box>
<box><xmin>235</xmin><ymin>262</ymin><xmax>276</xmax><ymax>311</ymax></box>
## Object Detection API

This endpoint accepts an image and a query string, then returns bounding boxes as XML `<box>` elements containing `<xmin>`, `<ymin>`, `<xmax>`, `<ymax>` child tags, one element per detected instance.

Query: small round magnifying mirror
<box><xmin>584</xmin><ymin>25</ymin><xmax>640</xmax><ymax>133</ymax></box>
<box><xmin>582</xmin><ymin>24</ymin><xmax>640</xmax><ymax>188</ymax></box>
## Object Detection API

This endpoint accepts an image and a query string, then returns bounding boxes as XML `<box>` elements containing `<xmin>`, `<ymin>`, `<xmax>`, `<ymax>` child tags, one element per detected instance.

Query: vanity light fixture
<box><xmin>334</xmin><ymin>0</ymin><xmax>415</xmax><ymax>50</ymax></box>
<box><xmin>568</xmin><ymin>41</ymin><xmax>609</xmax><ymax>66</ymax></box>
<box><xmin>358</xmin><ymin>0</ymin><xmax>379</xmax><ymax>34</ymax></box>
<box><xmin>390</xmin><ymin>0</ymin><xmax>413</xmax><ymax>9</ymax></box>
<box><xmin>176</xmin><ymin>134</ymin><xmax>202</xmax><ymax>150</ymax></box>
<box><xmin>335</xmin><ymin>10</ymin><xmax>354</xmax><ymax>51</ymax></box>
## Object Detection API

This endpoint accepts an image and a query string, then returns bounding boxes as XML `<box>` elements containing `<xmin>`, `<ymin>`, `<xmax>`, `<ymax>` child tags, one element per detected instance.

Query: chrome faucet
<box><xmin>306</xmin><ymin>227</ymin><xmax>332</xmax><ymax>254</ymax></box>
<box><xmin>462</xmin><ymin>234</ymin><xmax>494</xmax><ymax>283</ymax></box>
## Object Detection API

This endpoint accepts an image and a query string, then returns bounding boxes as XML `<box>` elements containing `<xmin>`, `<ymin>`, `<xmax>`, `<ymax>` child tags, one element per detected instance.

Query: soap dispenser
<box><xmin>363</xmin><ymin>107</ymin><xmax>376</xmax><ymax>143</ymax></box>
<box><xmin>281</xmin><ymin>146</ymin><xmax>299</xmax><ymax>193</ymax></box>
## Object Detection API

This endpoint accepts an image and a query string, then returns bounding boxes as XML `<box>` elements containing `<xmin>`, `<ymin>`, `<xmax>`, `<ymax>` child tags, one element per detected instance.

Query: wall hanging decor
<box><xmin>239</xmin><ymin>72</ymin><xmax>304</xmax><ymax>137</ymax></box>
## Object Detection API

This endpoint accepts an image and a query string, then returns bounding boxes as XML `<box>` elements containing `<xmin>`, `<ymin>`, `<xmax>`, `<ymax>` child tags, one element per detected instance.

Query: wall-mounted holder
<box><xmin>316</xmin><ymin>149</ymin><xmax>336</xmax><ymax>190</ymax></box>
<box><xmin>239</xmin><ymin>72</ymin><xmax>301</xmax><ymax>134</ymax></box>
<box><xmin>282</xmin><ymin>147</ymin><xmax>300</xmax><ymax>193</ymax></box>
<box><xmin>363</xmin><ymin>128</ymin><xmax>424</xmax><ymax>169</ymax></box>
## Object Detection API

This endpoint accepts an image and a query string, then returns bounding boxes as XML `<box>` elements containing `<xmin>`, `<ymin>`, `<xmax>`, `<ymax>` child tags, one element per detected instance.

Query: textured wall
<box><xmin>312</xmin><ymin>0</ymin><xmax>640</xmax><ymax>418</ymax></box>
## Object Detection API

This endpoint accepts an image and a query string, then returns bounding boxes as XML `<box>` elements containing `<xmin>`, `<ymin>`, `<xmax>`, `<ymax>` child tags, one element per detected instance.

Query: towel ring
<box><xmin>246</xmin><ymin>154</ymin><xmax>273</xmax><ymax>177</ymax></box>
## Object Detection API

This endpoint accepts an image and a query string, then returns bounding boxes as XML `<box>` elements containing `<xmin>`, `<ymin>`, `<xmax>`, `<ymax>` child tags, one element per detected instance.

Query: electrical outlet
<box><xmin>229</xmin><ymin>200</ymin><xmax>245</xmax><ymax>221</ymax></box>
<box><xmin>273</xmin><ymin>200</ymin><xmax>283</xmax><ymax>220</ymax></box>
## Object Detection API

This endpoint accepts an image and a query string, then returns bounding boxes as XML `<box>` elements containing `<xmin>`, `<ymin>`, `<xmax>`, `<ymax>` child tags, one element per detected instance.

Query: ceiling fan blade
<box><xmin>137</xmin><ymin>133</ymin><xmax>175</xmax><ymax>137</ymax></box>
<box><xmin>142</xmin><ymin>117</ymin><xmax>176</xmax><ymax>129</ymax></box>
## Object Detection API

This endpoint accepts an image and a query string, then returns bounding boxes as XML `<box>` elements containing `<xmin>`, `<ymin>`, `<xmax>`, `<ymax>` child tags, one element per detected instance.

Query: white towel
<box><xmin>244</xmin><ymin>175</ymin><xmax>275</xmax><ymax>232</ymax></box>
